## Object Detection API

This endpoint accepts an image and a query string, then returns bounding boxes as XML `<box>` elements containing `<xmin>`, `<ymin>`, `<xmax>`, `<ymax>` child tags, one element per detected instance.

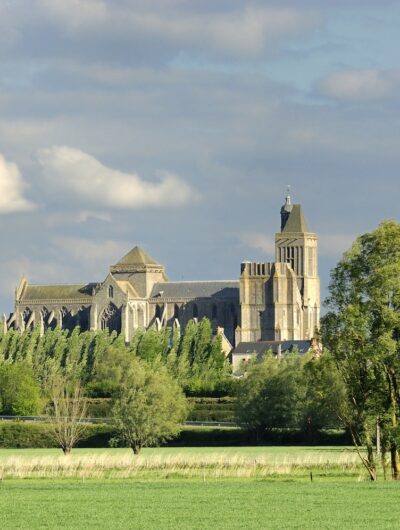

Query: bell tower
<box><xmin>275</xmin><ymin>190</ymin><xmax>320</xmax><ymax>339</ymax></box>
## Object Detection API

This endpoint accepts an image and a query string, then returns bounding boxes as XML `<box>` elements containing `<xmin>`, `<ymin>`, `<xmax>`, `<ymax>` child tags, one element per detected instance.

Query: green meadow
<box><xmin>1</xmin><ymin>478</ymin><xmax>399</xmax><ymax>529</ymax></box>
<box><xmin>0</xmin><ymin>447</ymin><xmax>398</xmax><ymax>529</ymax></box>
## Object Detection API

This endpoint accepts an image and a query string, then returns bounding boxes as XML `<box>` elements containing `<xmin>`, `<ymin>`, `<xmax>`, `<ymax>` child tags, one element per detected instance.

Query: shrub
<box><xmin>0</xmin><ymin>363</ymin><xmax>42</xmax><ymax>416</ymax></box>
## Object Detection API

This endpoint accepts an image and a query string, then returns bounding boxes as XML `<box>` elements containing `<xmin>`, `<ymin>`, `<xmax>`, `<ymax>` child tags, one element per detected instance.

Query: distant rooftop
<box><xmin>151</xmin><ymin>281</ymin><xmax>239</xmax><ymax>300</ymax></box>
<box><xmin>233</xmin><ymin>340</ymin><xmax>312</xmax><ymax>356</ymax></box>
<box><xmin>19</xmin><ymin>283</ymin><xmax>97</xmax><ymax>302</ymax></box>
<box><xmin>114</xmin><ymin>246</ymin><xmax>161</xmax><ymax>267</ymax></box>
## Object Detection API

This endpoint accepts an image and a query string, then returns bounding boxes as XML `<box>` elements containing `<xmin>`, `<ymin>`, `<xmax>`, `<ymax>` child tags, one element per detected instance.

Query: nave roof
<box><xmin>150</xmin><ymin>281</ymin><xmax>239</xmax><ymax>300</ymax></box>
<box><xmin>18</xmin><ymin>283</ymin><xmax>97</xmax><ymax>302</ymax></box>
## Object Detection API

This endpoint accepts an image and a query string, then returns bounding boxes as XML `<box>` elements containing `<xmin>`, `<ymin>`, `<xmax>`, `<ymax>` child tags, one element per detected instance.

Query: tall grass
<box><xmin>0</xmin><ymin>450</ymin><xmax>363</xmax><ymax>480</ymax></box>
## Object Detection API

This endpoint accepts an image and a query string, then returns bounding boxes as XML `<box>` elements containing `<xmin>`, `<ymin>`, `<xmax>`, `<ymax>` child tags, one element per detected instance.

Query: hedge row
<box><xmin>85</xmin><ymin>398</ymin><xmax>113</xmax><ymax>418</ymax></box>
<box><xmin>187</xmin><ymin>398</ymin><xmax>236</xmax><ymax>422</ymax></box>
<box><xmin>85</xmin><ymin>397</ymin><xmax>238</xmax><ymax>423</ymax></box>
<box><xmin>0</xmin><ymin>421</ymin><xmax>115</xmax><ymax>449</ymax></box>
<box><xmin>0</xmin><ymin>421</ymin><xmax>351</xmax><ymax>449</ymax></box>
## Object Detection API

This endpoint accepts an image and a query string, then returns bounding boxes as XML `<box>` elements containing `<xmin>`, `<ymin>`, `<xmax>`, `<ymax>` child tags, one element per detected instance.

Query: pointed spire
<box><xmin>285</xmin><ymin>185</ymin><xmax>291</xmax><ymax>207</ymax></box>
<box><xmin>280</xmin><ymin>186</ymin><xmax>293</xmax><ymax>230</ymax></box>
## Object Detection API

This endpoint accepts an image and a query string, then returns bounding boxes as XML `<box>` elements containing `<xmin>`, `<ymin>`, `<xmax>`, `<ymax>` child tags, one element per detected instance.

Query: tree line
<box><xmin>0</xmin><ymin>317</ymin><xmax>230</xmax><ymax>405</ymax></box>
<box><xmin>1</xmin><ymin>220</ymin><xmax>399</xmax><ymax>476</ymax></box>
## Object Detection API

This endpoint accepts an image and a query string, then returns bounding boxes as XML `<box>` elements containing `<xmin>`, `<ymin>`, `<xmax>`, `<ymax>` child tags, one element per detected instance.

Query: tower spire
<box><xmin>285</xmin><ymin>185</ymin><xmax>291</xmax><ymax>206</ymax></box>
<box><xmin>280</xmin><ymin>185</ymin><xmax>293</xmax><ymax>230</ymax></box>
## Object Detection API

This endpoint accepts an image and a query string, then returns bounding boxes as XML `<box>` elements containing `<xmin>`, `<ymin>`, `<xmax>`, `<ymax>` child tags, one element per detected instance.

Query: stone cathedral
<box><xmin>7</xmin><ymin>194</ymin><xmax>320</xmax><ymax>349</ymax></box>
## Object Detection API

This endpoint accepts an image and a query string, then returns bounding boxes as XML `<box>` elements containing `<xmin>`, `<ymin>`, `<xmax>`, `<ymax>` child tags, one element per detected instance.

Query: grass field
<box><xmin>1</xmin><ymin>478</ymin><xmax>400</xmax><ymax>529</ymax></box>
<box><xmin>0</xmin><ymin>447</ymin><xmax>397</xmax><ymax>529</ymax></box>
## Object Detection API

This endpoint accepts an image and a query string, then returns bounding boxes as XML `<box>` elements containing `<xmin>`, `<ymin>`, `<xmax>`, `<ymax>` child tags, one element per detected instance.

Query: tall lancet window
<box><xmin>286</xmin><ymin>247</ymin><xmax>295</xmax><ymax>270</ymax></box>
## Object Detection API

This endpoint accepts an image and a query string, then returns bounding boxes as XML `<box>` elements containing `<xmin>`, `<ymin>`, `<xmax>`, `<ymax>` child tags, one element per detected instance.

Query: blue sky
<box><xmin>0</xmin><ymin>0</ymin><xmax>399</xmax><ymax>313</ymax></box>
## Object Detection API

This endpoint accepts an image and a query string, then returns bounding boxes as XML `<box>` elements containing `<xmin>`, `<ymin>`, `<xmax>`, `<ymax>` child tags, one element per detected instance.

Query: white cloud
<box><xmin>2</xmin><ymin>2</ymin><xmax>320</xmax><ymax>59</ymax></box>
<box><xmin>0</xmin><ymin>153</ymin><xmax>34</xmax><ymax>213</ymax></box>
<box><xmin>317</xmin><ymin>69</ymin><xmax>400</xmax><ymax>101</ymax></box>
<box><xmin>36</xmin><ymin>146</ymin><xmax>198</xmax><ymax>209</ymax></box>
<box><xmin>0</xmin><ymin>257</ymin><xmax>63</xmax><ymax>307</ymax></box>
<box><xmin>240</xmin><ymin>233</ymin><xmax>275</xmax><ymax>257</ymax></box>
<box><xmin>38</xmin><ymin>0</ymin><xmax>107</xmax><ymax>30</ymax></box>
<box><xmin>52</xmin><ymin>236</ymin><xmax>129</xmax><ymax>266</ymax></box>
<box><xmin>126</xmin><ymin>7</ymin><xmax>320</xmax><ymax>57</ymax></box>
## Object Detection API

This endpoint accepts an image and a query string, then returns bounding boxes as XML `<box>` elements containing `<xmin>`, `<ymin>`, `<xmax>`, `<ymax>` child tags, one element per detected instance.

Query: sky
<box><xmin>1</xmin><ymin>0</ymin><xmax>399</xmax><ymax>314</ymax></box>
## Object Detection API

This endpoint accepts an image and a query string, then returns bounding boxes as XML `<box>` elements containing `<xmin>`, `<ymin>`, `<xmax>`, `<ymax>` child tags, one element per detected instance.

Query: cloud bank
<box><xmin>0</xmin><ymin>154</ymin><xmax>34</xmax><ymax>213</ymax></box>
<box><xmin>1</xmin><ymin>2</ymin><xmax>321</xmax><ymax>61</ymax></box>
<box><xmin>37</xmin><ymin>146</ymin><xmax>197</xmax><ymax>209</ymax></box>
<box><xmin>317</xmin><ymin>69</ymin><xmax>400</xmax><ymax>102</ymax></box>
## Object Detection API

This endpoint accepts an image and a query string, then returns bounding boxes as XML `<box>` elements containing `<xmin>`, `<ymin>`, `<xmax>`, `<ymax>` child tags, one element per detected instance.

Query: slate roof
<box><xmin>150</xmin><ymin>281</ymin><xmax>239</xmax><ymax>300</ymax></box>
<box><xmin>282</xmin><ymin>204</ymin><xmax>309</xmax><ymax>233</ymax></box>
<box><xmin>19</xmin><ymin>283</ymin><xmax>97</xmax><ymax>302</ymax></box>
<box><xmin>114</xmin><ymin>246</ymin><xmax>161</xmax><ymax>267</ymax></box>
<box><xmin>233</xmin><ymin>340</ymin><xmax>312</xmax><ymax>356</ymax></box>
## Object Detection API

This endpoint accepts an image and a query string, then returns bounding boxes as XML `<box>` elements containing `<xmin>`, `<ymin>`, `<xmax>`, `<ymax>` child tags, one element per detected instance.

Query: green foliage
<box><xmin>0</xmin><ymin>421</ymin><xmax>115</xmax><ymax>448</ymax></box>
<box><xmin>0</xmin><ymin>317</ymin><xmax>231</xmax><ymax>400</ymax></box>
<box><xmin>0</xmin><ymin>363</ymin><xmax>41</xmax><ymax>416</ymax></box>
<box><xmin>186</xmin><ymin>397</ymin><xmax>236</xmax><ymax>422</ymax></box>
<box><xmin>112</xmin><ymin>359</ymin><xmax>188</xmax><ymax>453</ymax></box>
<box><xmin>177</xmin><ymin>319</ymin><xmax>231</xmax><ymax>394</ymax></box>
<box><xmin>87</xmin><ymin>344</ymin><xmax>134</xmax><ymax>397</ymax></box>
<box><xmin>135</xmin><ymin>327</ymin><xmax>171</xmax><ymax>363</ymax></box>
<box><xmin>322</xmin><ymin>220</ymin><xmax>400</xmax><ymax>479</ymax></box>
<box><xmin>235</xmin><ymin>351</ymin><xmax>347</xmax><ymax>441</ymax></box>
<box><xmin>236</xmin><ymin>353</ymin><xmax>308</xmax><ymax>435</ymax></box>
<box><xmin>84</xmin><ymin>398</ymin><xmax>113</xmax><ymax>418</ymax></box>
<box><xmin>302</xmin><ymin>352</ymin><xmax>346</xmax><ymax>434</ymax></box>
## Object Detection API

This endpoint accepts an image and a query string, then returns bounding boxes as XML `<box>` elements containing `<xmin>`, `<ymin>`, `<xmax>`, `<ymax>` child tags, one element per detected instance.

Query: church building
<box><xmin>7</xmin><ymin>193</ymin><xmax>320</xmax><ymax>351</ymax></box>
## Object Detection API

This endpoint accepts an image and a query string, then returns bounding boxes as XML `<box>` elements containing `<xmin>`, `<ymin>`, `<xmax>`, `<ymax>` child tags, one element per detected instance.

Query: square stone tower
<box><xmin>275</xmin><ymin>192</ymin><xmax>320</xmax><ymax>339</ymax></box>
<box><xmin>238</xmin><ymin>192</ymin><xmax>320</xmax><ymax>342</ymax></box>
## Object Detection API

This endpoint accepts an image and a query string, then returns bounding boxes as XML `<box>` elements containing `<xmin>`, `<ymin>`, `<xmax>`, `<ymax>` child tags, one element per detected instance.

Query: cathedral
<box><xmin>6</xmin><ymin>193</ymin><xmax>320</xmax><ymax>351</ymax></box>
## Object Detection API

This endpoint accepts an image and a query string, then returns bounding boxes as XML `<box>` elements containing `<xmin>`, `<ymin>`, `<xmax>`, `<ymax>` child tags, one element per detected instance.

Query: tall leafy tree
<box><xmin>112</xmin><ymin>360</ymin><xmax>187</xmax><ymax>454</ymax></box>
<box><xmin>323</xmin><ymin>220</ymin><xmax>400</xmax><ymax>480</ymax></box>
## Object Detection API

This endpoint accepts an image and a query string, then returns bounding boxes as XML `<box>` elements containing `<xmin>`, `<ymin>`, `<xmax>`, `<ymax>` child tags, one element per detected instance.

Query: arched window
<box><xmin>108</xmin><ymin>285</ymin><xmax>114</xmax><ymax>298</ymax></box>
<box><xmin>193</xmin><ymin>304</ymin><xmax>198</xmax><ymax>319</ymax></box>
<box><xmin>101</xmin><ymin>302</ymin><xmax>121</xmax><ymax>333</ymax></box>
<box><xmin>212</xmin><ymin>304</ymin><xmax>218</xmax><ymax>320</ymax></box>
